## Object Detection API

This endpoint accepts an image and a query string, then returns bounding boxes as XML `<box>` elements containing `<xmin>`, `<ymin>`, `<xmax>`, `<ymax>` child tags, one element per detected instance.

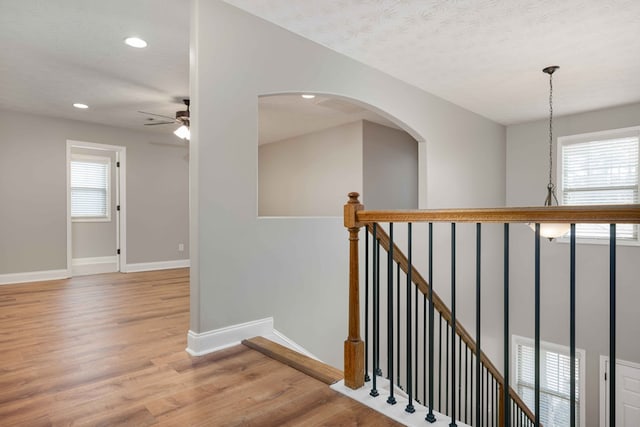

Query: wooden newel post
<box><xmin>344</xmin><ymin>192</ymin><xmax>365</xmax><ymax>389</ymax></box>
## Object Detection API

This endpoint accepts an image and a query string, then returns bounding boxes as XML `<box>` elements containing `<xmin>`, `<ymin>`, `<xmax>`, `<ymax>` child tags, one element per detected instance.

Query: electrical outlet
<box><xmin>178</xmin><ymin>243</ymin><xmax>184</xmax><ymax>252</ymax></box>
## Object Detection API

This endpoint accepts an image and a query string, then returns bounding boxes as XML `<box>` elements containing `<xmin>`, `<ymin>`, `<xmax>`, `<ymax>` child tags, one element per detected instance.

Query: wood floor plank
<box><xmin>0</xmin><ymin>269</ymin><xmax>400</xmax><ymax>426</ymax></box>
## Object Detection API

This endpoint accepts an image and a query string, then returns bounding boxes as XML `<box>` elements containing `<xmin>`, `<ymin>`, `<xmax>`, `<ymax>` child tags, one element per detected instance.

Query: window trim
<box><xmin>557</xmin><ymin>125</ymin><xmax>640</xmax><ymax>246</ymax></box>
<box><xmin>512</xmin><ymin>335</ymin><xmax>586</xmax><ymax>427</ymax></box>
<box><xmin>70</xmin><ymin>153</ymin><xmax>112</xmax><ymax>222</ymax></box>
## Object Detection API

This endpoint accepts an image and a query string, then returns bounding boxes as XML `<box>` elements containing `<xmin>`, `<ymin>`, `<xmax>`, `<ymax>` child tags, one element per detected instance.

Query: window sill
<box><xmin>72</xmin><ymin>217</ymin><xmax>112</xmax><ymax>223</ymax></box>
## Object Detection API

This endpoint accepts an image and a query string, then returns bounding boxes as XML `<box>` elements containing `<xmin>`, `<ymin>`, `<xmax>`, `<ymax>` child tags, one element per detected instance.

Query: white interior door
<box><xmin>602</xmin><ymin>357</ymin><xmax>640</xmax><ymax>427</ymax></box>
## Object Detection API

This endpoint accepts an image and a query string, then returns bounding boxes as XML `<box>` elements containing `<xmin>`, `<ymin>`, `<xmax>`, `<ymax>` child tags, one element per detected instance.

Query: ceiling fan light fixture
<box><xmin>174</xmin><ymin>124</ymin><xmax>190</xmax><ymax>140</ymax></box>
<box><xmin>73</xmin><ymin>103</ymin><xmax>89</xmax><ymax>109</ymax></box>
<box><xmin>124</xmin><ymin>37</ymin><xmax>147</xmax><ymax>48</ymax></box>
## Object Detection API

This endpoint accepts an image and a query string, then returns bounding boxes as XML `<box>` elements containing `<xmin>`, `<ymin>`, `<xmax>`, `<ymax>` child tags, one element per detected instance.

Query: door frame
<box><xmin>600</xmin><ymin>355</ymin><xmax>640</xmax><ymax>426</ymax></box>
<box><xmin>66</xmin><ymin>140</ymin><xmax>127</xmax><ymax>274</ymax></box>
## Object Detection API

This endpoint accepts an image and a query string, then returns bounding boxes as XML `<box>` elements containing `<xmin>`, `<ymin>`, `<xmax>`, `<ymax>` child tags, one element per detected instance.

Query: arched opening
<box><xmin>258</xmin><ymin>93</ymin><xmax>423</xmax><ymax>216</ymax></box>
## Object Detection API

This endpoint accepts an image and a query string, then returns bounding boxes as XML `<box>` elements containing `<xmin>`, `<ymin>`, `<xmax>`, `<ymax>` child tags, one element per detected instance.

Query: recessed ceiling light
<box><xmin>124</xmin><ymin>37</ymin><xmax>147</xmax><ymax>48</ymax></box>
<box><xmin>73</xmin><ymin>103</ymin><xmax>89</xmax><ymax>109</ymax></box>
<box><xmin>301</xmin><ymin>94</ymin><xmax>315</xmax><ymax>99</ymax></box>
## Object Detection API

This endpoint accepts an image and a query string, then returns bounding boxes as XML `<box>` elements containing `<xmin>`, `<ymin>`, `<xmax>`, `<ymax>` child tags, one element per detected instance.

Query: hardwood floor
<box><xmin>0</xmin><ymin>269</ymin><xmax>400</xmax><ymax>426</ymax></box>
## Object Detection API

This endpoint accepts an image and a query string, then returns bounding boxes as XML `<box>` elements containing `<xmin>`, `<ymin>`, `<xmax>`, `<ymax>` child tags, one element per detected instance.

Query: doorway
<box><xmin>601</xmin><ymin>355</ymin><xmax>640</xmax><ymax>426</ymax></box>
<box><xmin>66</xmin><ymin>140</ymin><xmax>126</xmax><ymax>276</ymax></box>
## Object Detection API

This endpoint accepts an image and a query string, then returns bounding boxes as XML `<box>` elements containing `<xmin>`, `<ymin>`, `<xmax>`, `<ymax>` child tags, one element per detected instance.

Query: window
<box><xmin>70</xmin><ymin>154</ymin><xmax>111</xmax><ymax>221</ymax></box>
<box><xmin>559</xmin><ymin>126</ymin><xmax>640</xmax><ymax>242</ymax></box>
<box><xmin>513</xmin><ymin>335</ymin><xmax>585</xmax><ymax>427</ymax></box>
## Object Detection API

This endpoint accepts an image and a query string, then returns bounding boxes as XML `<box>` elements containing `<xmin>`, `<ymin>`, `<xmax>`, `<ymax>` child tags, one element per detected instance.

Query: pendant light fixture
<box><xmin>529</xmin><ymin>65</ymin><xmax>570</xmax><ymax>239</ymax></box>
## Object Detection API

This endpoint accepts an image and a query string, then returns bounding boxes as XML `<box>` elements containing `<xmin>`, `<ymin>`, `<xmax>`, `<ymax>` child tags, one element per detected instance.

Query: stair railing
<box><xmin>343</xmin><ymin>192</ymin><xmax>640</xmax><ymax>427</ymax></box>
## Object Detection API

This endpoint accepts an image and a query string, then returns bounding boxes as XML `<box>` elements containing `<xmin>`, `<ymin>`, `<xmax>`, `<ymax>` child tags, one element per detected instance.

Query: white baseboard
<box><xmin>185</xmin><ymin>317</ymin><xmax>320</xmax><ymax>360</ymax></box>
<box><xmin>72</xmin><ymin>256</ymin><xmax>118</xmax><ymax>276</ymax></box>
<box><xmin>0</xmin><ymin>269</ymin><xmax>70</xmax><ymax>286</ymax></box>
<box><xmin>186</xmin><ymin>317</ymin><xmax>274</xmax><ymax>356</ymax></box>
<box><xmin>124</xmin><ymin>259</ymin><xmax>190</xmax><ymax>273</ymax></box>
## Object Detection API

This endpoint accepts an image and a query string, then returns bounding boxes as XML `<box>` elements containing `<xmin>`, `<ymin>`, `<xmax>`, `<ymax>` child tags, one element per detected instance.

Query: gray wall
<box><xmin>191</xmin><ymin>1</ymin><xmax>506</xmax><ymax>369</ymax></box>
<box><xmin>258</xmin><ymin>121</ymin><xmax>362</xmax><ymax>217</ymax></box>
<box><xmin>506</xmin><ymin>102</ymin><xmax>640</xmax><ymax>425</ymax></box>
<box><xmin>363</xmin><ymin>120</ymin><xmax>418</xmax><ymax>209</ymax></box>
<box><xmin>0</xmin><ymin>108</ymin><xmax>190</xmax><ymax>274</ymax></box>
<box><xmin>71</xmin><ymin>147</ymin><xmax>117</xmax><ymax>259</ymax></box>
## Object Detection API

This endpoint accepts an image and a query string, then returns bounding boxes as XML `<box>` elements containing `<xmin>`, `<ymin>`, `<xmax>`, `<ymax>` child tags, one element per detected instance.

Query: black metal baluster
<box><xmin>504</xmin><ymin>223</ymin><xmax>510</xmax><ymax>426</ymax></box>
<box><xmin>534</xmin><ymin>223</ymin><xmax>540</xmax><ymax>427</ymax></box>
<box><xmin>470</xmin><ymin>348</ymin><xmax>474</xmax><ymax>426</ymax></box>
<box><xmin>397</xmin><ymin>261</ymin><xmax>401</xmax><ymax>388</ymax></box>
<box><xmin>570</xmin><ymin>223</ymin><xmax>576</xmax><ymax>427</ymax></box>
<box><xmin>476</xmin><ymin>223</ymin><xmax>482</xmax><ymax>427</ymax></box>
<box><xmin>426</xmin><ymin>222</ymin><xmax>437</xmax><ymax>422</ymax></box>
<box><xmin>465</xmin><ymin>345</ymin><xmax>468</xmax><ymax>423</ymax></box>
<box><xmin>610</xmin><ymin>224</ymin><xmax>616</xmax><ymax>427</ymax></box>
<box><xmin>450</xmin><ymin>222</ymin><xmax>457</xmax><ymax>426</ymax></box>
<box><xmin>439</xmin><ymin>313</ymin><xmax>443</xmax><ymax>413</ymax></box>
<box><xmin>370</xmin><ymin>224</ymin><xmax>379</xmax><ymax>397</ymax></box>
<box><xmin>480</xmin><ymin>366</ymin><xmax>484</xmax><ymax>427</ymax></box>
<box><xmin>365</xmin><ymin>227</ymin><xmax>370</xmax><ymax>382</ymax></box>
<box><xmin>406</xmin><ymin>223</ymin><xmax>415</xmax><ymax>413</ymax></box>
<box><xmin>415</xmin><ymin>264</ymin><xmax>419</xmax><ymax>403</ymax></box>
<box><xmin>387</xmin><ymin>223</ymin><xmax>397</xmax><ymax>405</ymax></box>
<box><xmin>446</xmin><ymin>320</ymin><xmax>450</xmax><ymax>415</ymax></box>
<box><xmin>458</xmin><ymin>335</ymin><xmax>462</xmax><ymax>421</ymax></box>
<box><xmin>423</xmin><ymin>277</ymin><xmax>427</xmax><ymax>406</ymax></box>
<box><xmin>375</xmin><ymin>230</ymin><xmax>382</xmax><ymax>376</ymax></box>
<box><xmin>492</xmin><ymin>375</ymin><xmax>495</xmax><ymax>427</ymax></box>
<box><xmin>485</xmin><ymin>368</ymin><xmax>489</xmax><ymax>427</ymax></box>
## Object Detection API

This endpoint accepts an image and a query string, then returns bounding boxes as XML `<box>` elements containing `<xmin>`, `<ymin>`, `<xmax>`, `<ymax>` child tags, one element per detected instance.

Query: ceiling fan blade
<box><xmin>144</xmin><ymin>121</ymin><xmax>175</xmax><ymax>126</ymax></box>
<box><xmin>138</xmin><ymin>111</ymin><xmax>178</xmax><ymax>121</ymax></box>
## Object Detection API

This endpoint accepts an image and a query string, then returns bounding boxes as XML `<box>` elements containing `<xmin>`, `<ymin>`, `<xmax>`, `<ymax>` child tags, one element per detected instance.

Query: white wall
<box><xmin>363</xmin><ymin>120</ymin><xmax>418</xmax><ymax>210</ymax></box>
<box><xmin>258</xmin><ymin>121</ymin><xmax>362</xmax><ymax>217</ymax></box>
<box><xmin>191</xmin><ymin>1</ymin><xmax>506</xmax><ymax>369</ymax></box>
<box><xmin>0</xmin><ymin>109</ymin><xmax>190</xmax><ymax>275</ymax></box>
<box><xmin>506</xmin><ymin>102</ymin><xmax>640</xmax><ymax>425</ymax></box>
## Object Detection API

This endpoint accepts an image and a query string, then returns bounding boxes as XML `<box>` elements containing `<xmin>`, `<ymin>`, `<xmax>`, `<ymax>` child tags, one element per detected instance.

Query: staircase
<box><xmin>342</xmin><ymin>192</ymin><xmax>640</xmax><ymax>426</ymax></box>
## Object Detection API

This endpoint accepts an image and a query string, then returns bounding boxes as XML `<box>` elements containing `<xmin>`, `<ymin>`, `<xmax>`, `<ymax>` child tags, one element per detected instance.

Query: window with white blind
<box><xmin>559</xmin><ymin>127</ymin><xmax>640</xmax><ymax>242</ymax></box>
<box><xmin>513</xmin><ymin>335</ymin><xmax>585</xmax><ymax>427</ymax></box>
<box><xmin>70</xmin><ymin>154</ymin><xmax>111</xmax><ymax>221</ymax></box>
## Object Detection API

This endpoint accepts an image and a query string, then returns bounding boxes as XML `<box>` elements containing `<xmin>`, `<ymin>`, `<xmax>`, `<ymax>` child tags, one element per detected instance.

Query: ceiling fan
<box><xmin>139</xmin><ymin>99</ymin><xmax>190</xmax><ymax>140</ymax></box>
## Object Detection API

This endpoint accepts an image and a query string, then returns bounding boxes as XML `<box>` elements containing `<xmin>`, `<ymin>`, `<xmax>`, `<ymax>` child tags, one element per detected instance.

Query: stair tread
<box><xmin>242</xmin><ymin>336</ymin><xmax>343</xmax><ymax>385</ymax></box>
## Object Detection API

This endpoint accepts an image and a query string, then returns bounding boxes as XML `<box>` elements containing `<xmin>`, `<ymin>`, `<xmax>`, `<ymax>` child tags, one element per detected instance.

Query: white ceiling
<box><xmin>1</xmin><ymin>0</ymin><xmax>639</xmax><ymax>136</ymax></box>
<box><xmin>226</xmin><ymin>0</ymin><xmax>640</xmax><ymax>125</ymax></box>
<box><xmin>259</xmin><ymin>94</ymin><xmax>400</xmax><ymax>144</ymax></box>
<box><xmin>0</xmin><ymin>0</ymin><xmax>190</xmax><ymax>134</ymax></box>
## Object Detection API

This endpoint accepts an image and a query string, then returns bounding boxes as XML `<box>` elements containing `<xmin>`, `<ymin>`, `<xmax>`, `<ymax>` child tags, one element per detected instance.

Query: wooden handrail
<box><xmin>357</xmin><ymin>205</ymin><xmax>640</xmax><ymax>224</ymax></box>
<box><xmin>369</xmin><ymin>223</ymin><xmax>536</xmax><ymax>423</ymax></box>
<box><xmin>344</xmin><ymin>195</ymin><xmax>640</xmax><ymax>423</ymax></box>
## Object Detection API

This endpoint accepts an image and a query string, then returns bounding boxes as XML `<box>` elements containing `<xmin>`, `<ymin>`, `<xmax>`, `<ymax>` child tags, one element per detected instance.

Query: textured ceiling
<box><xmin>225</xmin><ymin>0</ymin><xmax>640</xmax><ymax>125</ymax></box>
<box><xmin>1</xmin><ymin>0</ymin><xmax>639</xmax><ymax>134</ymax></box>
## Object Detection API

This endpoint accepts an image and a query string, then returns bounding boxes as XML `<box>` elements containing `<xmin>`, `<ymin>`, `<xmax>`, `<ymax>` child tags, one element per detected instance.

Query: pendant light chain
<box><xmin>548</xmin><ymin>71</ymin><xmax>554</xmax><ymax>189</ymax></box>
<box><xmin>542</xmin><ymin>65</ymin><xmax>559</xmax><ymax>207</ymax></box>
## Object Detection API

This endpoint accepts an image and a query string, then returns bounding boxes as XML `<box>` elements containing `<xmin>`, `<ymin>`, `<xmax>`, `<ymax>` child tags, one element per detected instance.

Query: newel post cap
<box><xmin>344</xmin><ymin>192</ymin><xmax>364</xmax><ymax>228</ymax></box>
